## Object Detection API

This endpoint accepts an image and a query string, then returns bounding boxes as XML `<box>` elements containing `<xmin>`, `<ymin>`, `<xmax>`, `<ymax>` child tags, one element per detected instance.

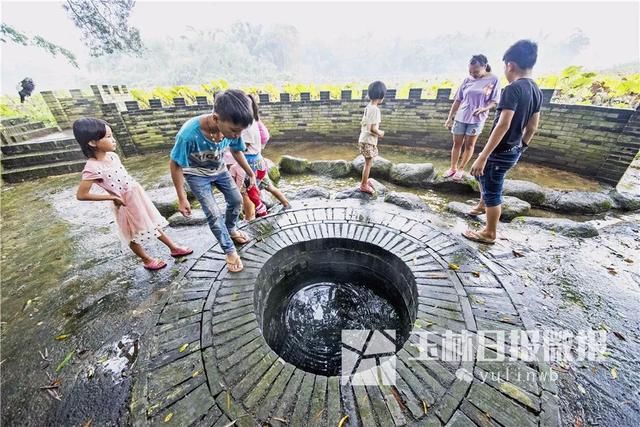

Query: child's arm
<box><xmin>231</xmin><ymin>150</ymin><xmax>257</xmax><ymax>187</ymax></box>
<box><xmin>369</xmin><ymin>123</ymin><xmax>385</xmax><ymax>138</ymax></box>
<box><xmin>76</xmin><ymin>180</ymin><xmax>125</xmax><ymax>206</ymax></box>
<box><xmin>445</xmin><ymin>100</ymin><xmax>461</xmax><ymax>128</ymax></box>
<box><xmin>170</xmin><ymin>160</ymin><xmax>191</xmax><ymax>217</ymax></box>
<box><xmin>522</xmin><ymin>112</ymin><xmax>541</xmax><ymax>148</ymax></box>
<box><xmin>469</xmin><ymin>110</ymin><xmax>515</xmax><ymax>177</ymax></box>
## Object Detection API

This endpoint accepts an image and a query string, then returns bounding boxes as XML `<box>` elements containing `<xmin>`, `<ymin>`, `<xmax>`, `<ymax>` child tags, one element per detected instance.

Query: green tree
<box><xmin>0</xmin><ymin>23</ymin><xmax>79</xmax><ymax>67</ymax></box>
<box><xmin>63</xmin><ymin>0</ymin><xmax>143</xmax><ymax>56</ymax></box>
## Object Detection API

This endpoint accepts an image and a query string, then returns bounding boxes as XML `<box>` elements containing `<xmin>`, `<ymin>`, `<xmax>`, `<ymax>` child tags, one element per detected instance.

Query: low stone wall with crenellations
<box><xmin>40</xmin><ymin>86</ymin><xmax>640</xmax><ymax>186</ymax></box>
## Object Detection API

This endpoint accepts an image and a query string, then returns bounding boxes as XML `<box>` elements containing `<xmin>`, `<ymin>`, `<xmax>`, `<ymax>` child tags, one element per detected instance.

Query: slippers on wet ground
<box><xmin>230</xmin><ymin>230</ymin><xmax>250</xmax><ymax>245</ymax></box>
<box><xmin>170</xmin><ymin>247</ymin><xmax>193</xmax><ymax>257</ymax></box>
<box><xmin>467</xmin><ymin>207</ymin><xmax>486</xmax><ymax>216</ymax></box>
<box><xmin>461</xmin><ymin>229</ymin><xmax>495</xmax><ymax>245</ymax></box>
<box><xmin>226</xmin><ymin>256</ymin><xmax>244</xmax><ymax>273</ymax></box>
<box><xmin>359</xmin><ymin>185</ymin><xmax>375</xmax><ymax>194</ymax></box>
<box><xmin>144</xmin><ymin>259</ymin><xmax>167</xmax><ymax>270</ymax></box>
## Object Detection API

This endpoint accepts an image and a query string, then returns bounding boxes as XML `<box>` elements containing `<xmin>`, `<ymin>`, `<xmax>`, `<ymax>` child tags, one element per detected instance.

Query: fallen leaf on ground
<box><xmin>55</xmin><ymin>350</ymin><xmax>75</xmax><ymax>372</ymax></box>
<box><xmin>606</xmin><ymin>266</ymin><xmax>618</xmax><ymax>275</ymax></box>
<box><xmin>623</xmin><ymin>258</ymin><xmax>634</xmax><ymax>264</ymax></box>
<box><xmin>448</xmin><ymin>263</ymin><xmax>460</xmax><ymax>271</ymax></box>
<box><xmin>611</xmin><ymin>367</ymin><xmax>618</xmax><ymax>379</ymax></box>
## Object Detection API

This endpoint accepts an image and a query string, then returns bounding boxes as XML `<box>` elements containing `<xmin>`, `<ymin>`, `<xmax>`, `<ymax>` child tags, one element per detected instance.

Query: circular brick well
<box><xmin>255</xmin><ymin>238</ymin><xmax>418</xmax><ymax>376</ymax></box>
<box><xmin>132</xmin><ymin>199</ymin><xmax>558</xmax><ymax>427</ymax></box>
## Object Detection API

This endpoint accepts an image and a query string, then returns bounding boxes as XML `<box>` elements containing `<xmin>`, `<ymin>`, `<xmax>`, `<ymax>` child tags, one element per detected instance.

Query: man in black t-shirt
<box><xmin>463</xmin><ymin>40</ymin><xmax>542</xmax><ymax>244</ymax></box>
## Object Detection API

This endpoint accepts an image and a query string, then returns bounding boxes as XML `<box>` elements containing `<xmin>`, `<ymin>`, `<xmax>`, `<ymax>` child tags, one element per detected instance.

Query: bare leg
<box><xmin>450</xmin><ymin>134</ymin><xmax>465</xmax><ymax>171</ymax></box>
<box><xmin>458</xmin><ymin>135</ymin><xmax>480</xmax><ymax>170</ymax></box>
<box><xmin>129</xmin><ymin>241</ymin><xmax>154</xmax><ymax>264</ymax></box>
<box><xmin>242</xmin><ymin>191</ymin><xmax>255</xmax><ymax>220</ymax></box>
<box><xmin>157</xmin><ymin>229</ymin><xmax>179</xmax><ymax>251</ymax></box>
<box><xmin>478</xmin><ymin>205</ymin><xmax>500</xmax><ymax>240</ymax></box>
<box><xmin>266</xmin><ymin>184</ymin><xmax>290</xmax><ymax>207</ymax></box>
<box><xmin>360</xmin><ymin>157</ymin><xmax>373</xmax><ymax>188</ymax></box>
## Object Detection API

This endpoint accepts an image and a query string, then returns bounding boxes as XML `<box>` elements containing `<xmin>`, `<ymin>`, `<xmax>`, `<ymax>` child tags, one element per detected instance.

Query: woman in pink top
<box><xmin>444</xmin><ymin>55</ymin><xmax>500</xmax><ymax>180</ymax></box>
<box><xmin>74</xmin><ymin>117</ymin><xmax>192</xmax><ymax>270</ymax></box>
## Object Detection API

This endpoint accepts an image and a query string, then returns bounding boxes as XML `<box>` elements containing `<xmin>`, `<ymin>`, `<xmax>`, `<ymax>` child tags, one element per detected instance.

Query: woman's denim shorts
<box><xmin>452</xmin><ymin>120</ymin><xmax>485</xmax><ymax>136</ymax></box>
<box><xmin>477</xmin><ymin>146</ymin><xmax>522</xmax><ymax>207</ymax></box>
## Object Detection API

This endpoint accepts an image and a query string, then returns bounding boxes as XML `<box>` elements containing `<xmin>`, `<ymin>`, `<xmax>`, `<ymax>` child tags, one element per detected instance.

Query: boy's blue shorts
<box><xmin>477</xmin><ymin>146</ymin><xmax>522</xmax><ymax>207</ymax></box>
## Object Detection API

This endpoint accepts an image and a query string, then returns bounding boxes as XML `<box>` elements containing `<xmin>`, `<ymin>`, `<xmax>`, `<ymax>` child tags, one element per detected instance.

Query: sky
<box><xmin>1</xmin><ymin>0</ymin><xmax>639</xmax><ymax>94</ymax></box>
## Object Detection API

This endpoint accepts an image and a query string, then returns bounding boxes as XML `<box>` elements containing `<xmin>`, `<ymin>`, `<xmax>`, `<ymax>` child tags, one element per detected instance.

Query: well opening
<box><xmin>254</xmin><ymin>238</ymin><xmax>418</xmax><ymax>376</ymax></box>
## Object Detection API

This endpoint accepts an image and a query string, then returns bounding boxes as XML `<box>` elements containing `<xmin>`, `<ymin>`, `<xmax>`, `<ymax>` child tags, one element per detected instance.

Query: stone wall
<box><xmin>42</xmin><ymin>87</ymin><xmax>639</xmax><ymax>186</ymax></box>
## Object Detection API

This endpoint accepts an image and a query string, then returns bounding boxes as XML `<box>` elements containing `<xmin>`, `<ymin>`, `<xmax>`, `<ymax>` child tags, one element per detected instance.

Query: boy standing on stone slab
<box><xmin>170</xmin><ymin>89</ymin><xmax>256</xmax><ymax>272</ymax></box>
<box><xmin>358</xmin><ymin>81</ymin><xmax>386</xmax><ymax>194</ymax></box>
<box><xmin>463</xmin><ymin>40</ymin><xmax>542</xmax><ymax>244</ymax></box>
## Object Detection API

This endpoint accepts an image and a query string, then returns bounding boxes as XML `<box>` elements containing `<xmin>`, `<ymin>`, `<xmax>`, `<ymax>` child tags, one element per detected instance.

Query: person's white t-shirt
<box><xmin>224</xmin><ymin>121</ymin><xmax>262</xmax><ymax>165</ymax></box>
<box><xmin>358</xmin><ymin>103</ymin><xmax>381</xmax><ymax>145</ymax></box>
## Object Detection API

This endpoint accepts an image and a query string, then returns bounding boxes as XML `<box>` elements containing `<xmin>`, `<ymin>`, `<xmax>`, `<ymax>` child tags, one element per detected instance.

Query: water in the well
<box><xmin>264</xmin><ymin>270</ymin><xmax>407</xmax><ymax>376</ymax></box>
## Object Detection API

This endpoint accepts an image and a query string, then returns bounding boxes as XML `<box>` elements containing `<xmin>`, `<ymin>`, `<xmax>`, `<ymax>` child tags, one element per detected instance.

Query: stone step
<box><xmin>1</xmin><ymin>159</ymin><xmax>85</xmax><ymax>183</ymax></box>
<box><xmin>0</xmin><ymin>117</ymin><xmax>30</xmax><ymax>127</ymax></box>
<box><xmin>0</xmin><ymin>121</ymin><xmax>46</xmax><ymax>135</ymax></box>
<box><xmin>1</xmin><ymin>138</ymin><xmax>78</xmax><ymax>156</ymax></box>
<box><xmin>2</xmin><ymin>126</ymin><xmax>60</xmax><ymax>144</ymax></box>
<box><xmin>1</xmin><ymin>148</ymin><xmax>85</xmax><ymax>169</ymax></box>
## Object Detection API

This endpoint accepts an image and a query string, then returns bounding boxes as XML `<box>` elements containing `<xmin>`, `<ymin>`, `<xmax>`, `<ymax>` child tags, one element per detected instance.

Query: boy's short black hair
<box><xmin>73</xmin><ymin>117</ymin><xmax>109</xmax><ymax>158</ymax></box>
<box><xmin>503</xmin><ymin>40</ymin><xmax>538</xmax><ymax>70</ymax></box>
<box><xmin>213</xmin><ymin>89</ymin><xmax>254</xmax><ymax>128</ymax></box>
<box><xmin>367</xmin><ymin>81</ymin><xmax>387</xmax><ymax>101</ymax></box>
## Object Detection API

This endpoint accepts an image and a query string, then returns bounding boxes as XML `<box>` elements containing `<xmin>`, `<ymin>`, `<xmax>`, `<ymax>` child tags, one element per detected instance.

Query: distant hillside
<box><xmin>598</xmin><ymin>62</ymin><xmax>640</xmax><ymax>74</ymax></box>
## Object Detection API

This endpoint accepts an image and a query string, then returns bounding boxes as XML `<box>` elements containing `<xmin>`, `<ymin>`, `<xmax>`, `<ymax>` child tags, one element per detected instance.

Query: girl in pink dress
<box><xmin>74</xmin><ymin>117</ymin><xmax>192</xmax><ymax>270</ymax></box>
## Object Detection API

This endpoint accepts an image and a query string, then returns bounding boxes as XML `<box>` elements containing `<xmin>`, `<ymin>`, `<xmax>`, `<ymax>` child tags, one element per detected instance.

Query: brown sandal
<box><xmin>462</xmin><ymin>229</ymin><xmax>495</xmax><ymax>245</ymax></box>
<box><xmin>467</xmin><ymin>207</ymin><xmax>486</xmax><ymax>216</ymax></box>
<box><xmin>226</xmin><ymin>254</ymin><xmax>244</xmax><ymax>273</ymax></box>
<box><xmin>230</xmin><ymin>230</ymin><xmax>250</xmax><ymax>245</ymax></box>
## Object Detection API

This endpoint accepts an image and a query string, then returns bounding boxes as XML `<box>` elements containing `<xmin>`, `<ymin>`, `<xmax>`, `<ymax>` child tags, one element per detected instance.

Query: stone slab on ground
<box><xmin>279</xmin><ymin>155</ymin><xmax>309</xmax><ymax>174</ymax></box>
<box><xmin>287</xmin><ymin>186</ymin><xmax>331</xmax><ymax>200</ymax></box>
<box><xmin>542</xmin><ymin>190</ymin><xmax>613</xmax><ymax>214</ymax></box>
<box><xmin>514</xmin><ymin>216</ymin><xmax>599</xmax><ymax>238</ymax></box>
<box><xmin>308</xmin><ymin>159</ymin><xmax>352</xmax><ymax>177</ymax></box>
<box><xmin>384</xmin><ymin>191</ymin><xmax>431</xmax><ymax>211</ymax></box>
<box><xmin>446</xmin><ymin>196</ymin><xmax>529</xmax><ymax>222</ymax></box>
<box><xmin>389</xmin><ymin>162</ymin><xmax>435</xmax><ymax>188</ymax></box>
<box><xmin>503</xmin><ymin>179</ymin><xmax>546</xmax><ymax>206</ymax></box>
<box><xmin>431</xmin><ymin>172</ymin><xmax>478</xmax><ymax>194</ymax></box>
<box><xmin>610</xmin><ymin>190</ymin><xmax>640</xmax><ymax>211</ymax></box>
<box><xmin>351</xmin><ymin>155</ymin><xmax>393</xmax><ymax>179</ymax></box>
<box><xmin>168</xmin><ymin>209</ymin><xmax>208</xmax><ymax>227</ymax></box>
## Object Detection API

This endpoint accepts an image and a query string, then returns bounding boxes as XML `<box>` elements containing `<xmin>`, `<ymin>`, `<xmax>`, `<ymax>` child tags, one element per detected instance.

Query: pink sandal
<box><xmin>359</xmin><ymin>185</ymin><xmax>374</xmax><ymax>194</ymax></box>
<box><xmin>144</xmin><ymin>259</ymin><xmax>167</xmax><ymax>270</ymax></box>
<box><xmin>444</xmin><ymin>168</ymin><xmax>457</xmax><ymax>178</ymax></box>
<box><xmin>170</xmin><ymin>247</ymin><xmax>193</xmax><ymax>257</ymax></box>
